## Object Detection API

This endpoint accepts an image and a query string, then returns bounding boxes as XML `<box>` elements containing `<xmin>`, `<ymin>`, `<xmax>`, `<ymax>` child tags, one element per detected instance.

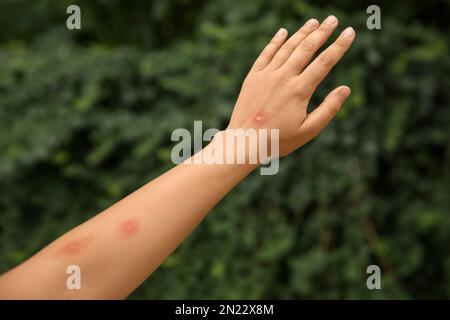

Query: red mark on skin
<box><xmin>64</xmin><ymin>241</ymin><xmax>81</xmax><ymax>254</ymax></box>
<box><xmin>253</xmin><ymin>112</ymin><xmax>266</xmax><ymax>126</ymax></box>
<box><xmin>58</xmin><ymin>234</ymin><xmax>93</xmax><ymax>255</ymax></box>
<box><xmin>119</xmin><ymin>218</ymin><xmax>140</xmax><ymax>238</ymax></box>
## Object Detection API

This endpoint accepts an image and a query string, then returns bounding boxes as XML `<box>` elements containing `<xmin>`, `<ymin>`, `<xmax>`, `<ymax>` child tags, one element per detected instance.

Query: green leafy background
<box><xmin>0</xmin><ymin>0</ymin><xmax>449</xmax><ymax>299</ymax></box>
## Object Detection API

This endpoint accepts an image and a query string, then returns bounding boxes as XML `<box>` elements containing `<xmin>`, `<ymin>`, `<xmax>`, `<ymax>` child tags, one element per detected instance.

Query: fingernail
<box><xmin>305</xmin><ymin>18</ymin><xmax>319</xmax><ymax>28</ymax></box>
<box><xmin>325</xmin><ymin>15</ymin><xmax>338</xmax><ymax>25</ymax></box>
<box><xmin>342</xmin><ymin>27</ymin><xmax>355</xmax><ymax>38</ymax></box>
<box><xmin>275</xmin><ymin>28</ymin><xmax>287</xmax><ymax>38</ymax></box>
<box><xmin>339</xmin><ymin>86</ymin><xmax>351</xmax><ymax>98</ymax></box>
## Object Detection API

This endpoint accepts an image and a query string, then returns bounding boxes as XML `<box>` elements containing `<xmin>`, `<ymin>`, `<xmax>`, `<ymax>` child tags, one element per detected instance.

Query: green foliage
<box><xmin>0</xmin><ymin>0</ymin><xmax>449</xmax><ymax>299</ymax></box>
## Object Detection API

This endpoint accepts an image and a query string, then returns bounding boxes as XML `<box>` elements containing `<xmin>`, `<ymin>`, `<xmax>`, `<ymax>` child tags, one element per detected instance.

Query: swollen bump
<box><xmin>58</xmin><ymin>235</ymin><xmax>93</xmax><ymax>255</ymax></box>
<box><xmin>254</xmin><ymin>113</ymin><xmax>266</xmax><ymax>125</ymax></box>
<box><xmin>63</xmin><ymin>241</ymin><xmax>81</xmax><ymax>254</ymax></box>
<box><xmin>119</xmin><ymin>218</ymin><xmax>140</xmax><ymax>238</ymax></box>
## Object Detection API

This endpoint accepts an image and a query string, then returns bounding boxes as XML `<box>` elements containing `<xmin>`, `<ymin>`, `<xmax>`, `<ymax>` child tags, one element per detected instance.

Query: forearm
<box><xmin>0</xmin><ymin>137</ymin><xmax>256</xmax><ymax>299</ymax></box>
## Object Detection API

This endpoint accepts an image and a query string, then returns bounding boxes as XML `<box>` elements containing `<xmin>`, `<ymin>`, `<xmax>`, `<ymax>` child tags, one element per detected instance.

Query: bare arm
<box><xmin>0</xmin><ymin>16</ymin><xmax>355</xmax><ymax>299</ymax></box>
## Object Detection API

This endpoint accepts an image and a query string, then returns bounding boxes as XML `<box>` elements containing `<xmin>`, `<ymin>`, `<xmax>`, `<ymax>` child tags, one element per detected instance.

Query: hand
<box><xmin>227</xmin><ymin>16</ymin><xmax>355</xmax><ymax>157</ymax></box>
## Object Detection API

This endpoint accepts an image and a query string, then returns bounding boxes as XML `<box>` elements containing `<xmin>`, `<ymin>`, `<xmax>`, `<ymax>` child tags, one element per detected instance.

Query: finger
<box><xmin>251</xmin><ymin>28</ymin><xmax>288</xmax><ymax>71</ymax></box>
<box><xmin>266</xmin><ymin>19</ymin><xmax>319</xmax><ymax>70</ymax></box>
<box><xmin>282</xmin><ymin>15</ymin><xmax>339</xmax><ymax>75</ymax></box>
<box><xmin>297</xmin><ymin>86</ymin><xmax>350</xmax><ymax>144</ymax></box>
<box><xmin>298</xmin><ymin>27</ymin><xmax>355</xmax><ymax>96</ymax></box>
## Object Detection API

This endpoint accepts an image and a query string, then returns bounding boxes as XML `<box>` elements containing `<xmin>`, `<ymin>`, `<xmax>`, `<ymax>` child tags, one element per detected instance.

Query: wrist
<box><xmin>183</xmin><ymin>130</ymin><xmax>257</xmax><ymax>169</ymax></box>
<box><xmin>183</xmin><ymin>129</ymin><xmax>280</xmax><ymax>175</ymax></box>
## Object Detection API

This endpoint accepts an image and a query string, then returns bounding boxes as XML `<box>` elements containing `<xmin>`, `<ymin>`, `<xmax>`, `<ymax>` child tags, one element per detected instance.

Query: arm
<box><xmin>0</xmin><ymin>16</ymin><xmax>355</xmax><ymax>299</ymax></box>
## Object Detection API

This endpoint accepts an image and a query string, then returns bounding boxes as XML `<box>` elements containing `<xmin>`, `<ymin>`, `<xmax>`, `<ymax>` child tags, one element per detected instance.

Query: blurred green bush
<box><xmin>0</xmin><ymin>0</ymin><xmax>449</xmax><ymax>298</ymax></box>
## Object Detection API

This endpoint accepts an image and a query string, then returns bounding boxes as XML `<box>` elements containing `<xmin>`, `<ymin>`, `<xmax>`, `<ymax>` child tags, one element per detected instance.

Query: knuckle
<box><xmin>270</xmin><ymin>36</ymin><xmax>284</xmax><ymax>45</ymax></box>
<box><xmin>297</xmin><ymin>86</ymin><xmax>313</xmax><ymax>100</ymax></box>
<box><xmin>301</xmin><ymin>125</ymin><xmax>320</xmax><ymax>143</ymax></box>
<box><xmin>327</xmin><ymin>102</ymin><xmax>340</xmax><ymax>116</ymax></box>
<box><xmin>264</xmin><ymin>43</ymin><xmax>276</xmax><ymax>52</ymax></box>
<box><xmin>319</xmin><ymin>23</ymin><xmax>332</xmax><ymax>32</ymax></box>
<box><xmin>298</xmin><ymin>27</ymin><xmax>311</xmax><ymax>37</ymax></box>
<box><xmin>318</xmin><ymin>52</ymin><xmax>334</xmax><ymax>67</ymax></box>
<box><xmin>301</xmin><ymin>39</ymin><xmax>316</xmax><ymax>51</ymax></box>
<box><xmin>281</xmin><ymin>42</ymin><xmax>296</xmax><ymax>53</ymax></box>
<box><xmin>334</xmin><ymin>38</ymin><xmax>346</xmax><ymax>48</ymax></box>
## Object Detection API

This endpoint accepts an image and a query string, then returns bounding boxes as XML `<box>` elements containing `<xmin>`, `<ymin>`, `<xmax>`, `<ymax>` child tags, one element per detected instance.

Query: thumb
<box><xmin>298</xmin><ymin>85</ymin><xmax>351</xmax><ymax>144</ymax></box>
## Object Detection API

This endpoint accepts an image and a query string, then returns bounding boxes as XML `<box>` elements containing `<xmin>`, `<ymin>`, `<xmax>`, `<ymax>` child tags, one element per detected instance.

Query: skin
<box><xmin>0</xmin><ymin>16</ymin><xmax>355</xmax><ymax>299</ymax></box>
